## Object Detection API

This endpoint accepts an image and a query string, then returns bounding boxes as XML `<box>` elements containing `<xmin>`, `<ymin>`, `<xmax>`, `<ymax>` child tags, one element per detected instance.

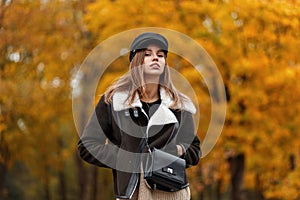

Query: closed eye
<box><xmin>145</xmin><ymin>51</ymin><xmax>165</xmax><ymax>58</ymax></box>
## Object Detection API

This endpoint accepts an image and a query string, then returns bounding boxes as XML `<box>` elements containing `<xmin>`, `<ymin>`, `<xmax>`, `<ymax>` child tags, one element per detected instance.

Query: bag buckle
<box><xmin>163</xmin><ymin>167</ymin><xmax>174</xmax><ymax>175</ymax></box>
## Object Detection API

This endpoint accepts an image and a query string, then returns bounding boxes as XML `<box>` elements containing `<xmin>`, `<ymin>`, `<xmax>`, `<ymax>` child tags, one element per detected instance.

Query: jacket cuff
<box><xmin>179</xmin><ymin>143</ymin><xmax>187</xmax><ymax>158</ymax></box>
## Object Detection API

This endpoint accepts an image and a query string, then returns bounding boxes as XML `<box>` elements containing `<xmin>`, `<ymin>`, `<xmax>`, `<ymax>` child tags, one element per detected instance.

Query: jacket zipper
<box><xmin>128</xmin><ymin>108</ymin><xmax>149</xmax><ymax>199</ymax></box>
<box><xmin>128</xmin><ymin>173</ymin><xmax>139</xmax><ymax>199</ymax></box>
<box><xmin>128</xmin><ymin>105</ymin><xmax>177</xmax><ymax>198</ymax></box>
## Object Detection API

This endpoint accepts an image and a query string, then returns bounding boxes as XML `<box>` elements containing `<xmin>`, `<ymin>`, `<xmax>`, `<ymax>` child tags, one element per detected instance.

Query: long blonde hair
<box><xmin>104</xmin><ymin>50</ymin><xmax>187</xmax><ymax>109</ymax></box>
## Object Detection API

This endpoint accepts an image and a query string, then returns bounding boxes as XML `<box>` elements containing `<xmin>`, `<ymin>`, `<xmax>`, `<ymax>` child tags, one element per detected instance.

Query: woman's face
<box><xmin>143</xmin><ymin>45</ymin><xmax>166</xmax><ymax>78</ymax></box>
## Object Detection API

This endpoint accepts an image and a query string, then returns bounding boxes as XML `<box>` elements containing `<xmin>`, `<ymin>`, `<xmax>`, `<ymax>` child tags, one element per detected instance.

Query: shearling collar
<box><xmin>112</xmin><ymin>88</ymin><xmax>196</xmax><ymax>114</ymax></box>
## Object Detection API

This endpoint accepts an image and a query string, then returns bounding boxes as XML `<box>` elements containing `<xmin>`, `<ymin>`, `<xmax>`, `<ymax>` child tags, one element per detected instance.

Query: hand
<box><xmin>176</xmin><ymin>145</ymin><xmax>183</xmax><ymax>157</ymax></box>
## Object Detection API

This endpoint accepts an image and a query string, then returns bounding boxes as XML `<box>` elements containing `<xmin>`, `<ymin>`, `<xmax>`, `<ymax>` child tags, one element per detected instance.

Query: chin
<box><xmin>145</xmin><ymin>72</ymin><xmax>163</xmax><ymax>76</ymax></box>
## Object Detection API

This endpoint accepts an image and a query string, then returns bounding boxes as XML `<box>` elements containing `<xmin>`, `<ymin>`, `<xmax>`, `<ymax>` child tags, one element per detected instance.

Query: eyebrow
<box><xmin>145</xmin><ymin>49</ymin><xmax>164</xmax><ymax>53</ymax></box>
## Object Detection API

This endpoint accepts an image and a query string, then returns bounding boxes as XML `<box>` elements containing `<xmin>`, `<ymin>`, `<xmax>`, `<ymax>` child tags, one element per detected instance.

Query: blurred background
<box><xmin>0</xmin><ymin>0</ymin><xmax>300</xmax><ymax>199</ymax></box>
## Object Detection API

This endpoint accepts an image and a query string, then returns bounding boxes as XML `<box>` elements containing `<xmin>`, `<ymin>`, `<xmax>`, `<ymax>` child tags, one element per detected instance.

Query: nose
<box><xmin>152</xmin><ymin>53</ymin><xmax>159</xmax><ymax>61</ymax></box>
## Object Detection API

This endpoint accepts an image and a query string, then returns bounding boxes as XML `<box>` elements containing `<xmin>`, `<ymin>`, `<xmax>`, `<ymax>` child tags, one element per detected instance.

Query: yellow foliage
<box><xmin>265</xmin><ymin>170</ymin><xmax>300</xmax><ymax>200</ymax></box>
<box><xmin>0</xmin><ymin>0</ymin><xmax>299</xmax><ymax>199</ymax></box>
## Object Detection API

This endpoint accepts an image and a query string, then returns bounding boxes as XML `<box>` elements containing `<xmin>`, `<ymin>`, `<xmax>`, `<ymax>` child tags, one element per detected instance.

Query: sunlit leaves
<box><xmin>1</xmin><ymin>0</ymin><xmax>300</xmax><ymax>199</ymax></box>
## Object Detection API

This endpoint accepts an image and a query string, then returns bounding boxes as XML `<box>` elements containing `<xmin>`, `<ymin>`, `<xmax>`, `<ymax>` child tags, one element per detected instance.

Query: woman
<box><xmin>78</xmin><ymin>32</ymin><xmax>201</xmax><ymax>199</ymax></box>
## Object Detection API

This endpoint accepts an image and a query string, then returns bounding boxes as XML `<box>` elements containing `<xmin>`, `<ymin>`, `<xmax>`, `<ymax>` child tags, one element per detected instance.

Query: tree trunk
<box><xmin>196</xmin><ymin>163</ymin><xmax>204</xmax><ymax>200</ymax></box>
<box><xmin>255</xmin><ymin>173</ymin><xmax>265</xmax><ymax>200</ymax></box>
<box><xmin>58</xmin><ymin>170</ymin><xmax>67</xmax><ymax>200</ymax></box>
<box><xmin>289</xmin><ymin>154</ymin><xmax>295</xmax><ymax>170</ymax></box>
<box><xmin>0</xmin><ymin>163</ymin><xmax>6</xmax><ymax>200</ymax></box>
<box><xmin>216</xmin><ymin>178</ymin><xmax>222</xmax><ymax>200</ymax></box>
<box><xmin>44</xmin><ymin>174</ymin><xmax>51</xmax><ymax>200</ymax></box>
<box><xmin>91</xmin><ymin>166</ymin><xmax>98</xmax><ymax>200</ymax></box>
<box><xmin>76</xmin><ymin>153</ymin><xmax>88</xmax><ymax>200</ymax></box>
<box><xmin>227</xmin><ymin>153</ymin><xmax>246</xmax><ymax>200</ymax></box>
<box><xmin>0</xmin><ymin>132</ymin><xmax>9</xmax><ymax>199</ymax></box>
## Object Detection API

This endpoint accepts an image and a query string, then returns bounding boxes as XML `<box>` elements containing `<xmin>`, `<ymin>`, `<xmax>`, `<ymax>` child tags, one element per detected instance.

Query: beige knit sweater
<box><xmin>117</xmin><ymin>173</ymin><xmax>190</xmax><ymax>200</ymax></box>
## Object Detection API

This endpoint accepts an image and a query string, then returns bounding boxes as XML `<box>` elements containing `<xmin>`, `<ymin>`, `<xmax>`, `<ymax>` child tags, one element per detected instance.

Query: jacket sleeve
<box><xmin>77</xmin><ymin>95</ymin><xmax>121</xmax><ymax>168</ymax></box>
<box><xmin>176</xmin><ymin>111</ymin><xmax>201</xmax><ymax>167</ymax></box>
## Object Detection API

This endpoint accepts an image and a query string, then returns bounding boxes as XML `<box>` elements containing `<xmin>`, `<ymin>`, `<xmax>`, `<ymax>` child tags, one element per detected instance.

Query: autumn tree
<box><xmin>0</xmin><ymin>0</ymin><xmax>299</xmax><ymax>199</ymax></box>
<box><xmin>0</xmin><ymin>0</ymin><xmax>91</xmax><ymax>199</ymax></box>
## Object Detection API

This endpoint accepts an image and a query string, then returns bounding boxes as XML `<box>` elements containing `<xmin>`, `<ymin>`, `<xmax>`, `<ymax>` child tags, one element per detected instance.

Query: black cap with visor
<box><xmin>129</xmin><ymin>32</ymin><xmax>168</xmax><ymax>62</ymax></box>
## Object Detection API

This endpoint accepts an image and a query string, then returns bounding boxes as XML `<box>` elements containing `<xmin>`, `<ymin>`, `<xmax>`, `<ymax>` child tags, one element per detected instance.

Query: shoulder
<box><xmin>95</xmin><ymin>94</ymin><xmax>111</xmax><ymax>113</ymax></box>
<box><xmin>160</xmin><ymin>88</ymin><xmax>196</xmax><ymax>114</ymax></box>
<box><xmin>180</xmin><ymin>96</ymin><xmax>196</xmax><ymax>114</ymax></box>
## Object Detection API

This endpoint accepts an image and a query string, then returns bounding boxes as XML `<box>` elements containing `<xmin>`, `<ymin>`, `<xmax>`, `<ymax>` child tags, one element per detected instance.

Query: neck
<box><xmin>141</xmin><ymin>83</ymin><xmax>160</xmax><ymax>103</ymax></box>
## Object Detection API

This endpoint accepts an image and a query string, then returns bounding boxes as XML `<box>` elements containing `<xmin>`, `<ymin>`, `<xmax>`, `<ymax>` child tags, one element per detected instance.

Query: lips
<box><xmin>150</xmin><ymin>63</ymin><xmax>160</xmax><ymax>69</ymax></box>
